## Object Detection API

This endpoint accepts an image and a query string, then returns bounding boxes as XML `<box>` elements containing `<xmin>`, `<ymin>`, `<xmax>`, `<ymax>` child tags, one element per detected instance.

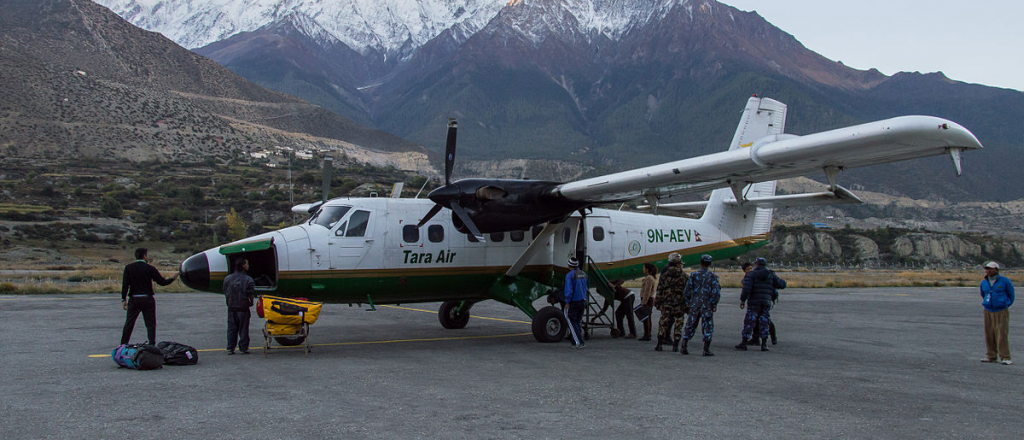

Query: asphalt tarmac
<box><xmin>0</xmin><ymin>286</ymin><xmax>1020</xmax><ymax>439</ymax></box>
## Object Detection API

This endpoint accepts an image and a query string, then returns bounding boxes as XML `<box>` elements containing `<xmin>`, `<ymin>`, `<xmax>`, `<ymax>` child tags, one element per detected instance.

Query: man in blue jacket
<box><xmin>980</xmin><ymin>261</ymin><xmax>1014</xmax><ymax>365</ymax></box>
<box><xmin>736</xmin><ymin>257</ymin><xmax>785</xmax><ymax>352</ymax></box>
<box><xmin>564</xmin><ymin>257</ymin><xmax>589</xmax><ymax>349</ymax></box>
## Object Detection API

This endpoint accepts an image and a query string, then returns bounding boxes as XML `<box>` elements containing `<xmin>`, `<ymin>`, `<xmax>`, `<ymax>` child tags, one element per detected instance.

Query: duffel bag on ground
<box><xmin>156</xmin><ymin>341</ymin><xmax>199</xmax><ymax>366</ymax></box>
<box><xmin>112</xmin><ymin>344</ymin><xmax>164</xmax><ymax>370</ymax></box>
<box><xmin>261</xmin><ymin>295</ymin><xmax>323</xmax><ymax>325</ymax></box>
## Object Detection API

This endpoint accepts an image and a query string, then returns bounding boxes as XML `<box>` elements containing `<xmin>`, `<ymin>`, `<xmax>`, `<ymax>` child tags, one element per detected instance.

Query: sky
<box><xmin>720</xmin><ymin>0</ymin><xmax>1024</xmax><ymax>91</ymax></box>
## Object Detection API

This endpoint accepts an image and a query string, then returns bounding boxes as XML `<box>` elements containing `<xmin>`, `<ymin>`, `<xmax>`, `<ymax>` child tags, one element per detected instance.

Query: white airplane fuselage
<box><xmin>180</xmin><ymin>196</ymin><xmax>768</xmax><ymax>305</ymax></box>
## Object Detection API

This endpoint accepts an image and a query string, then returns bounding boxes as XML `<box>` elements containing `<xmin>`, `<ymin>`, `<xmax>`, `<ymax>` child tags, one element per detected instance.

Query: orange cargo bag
<box><xmin>260</xmin><ymin>295</ymin><xmax>324</xmax><ymax>325</ymax></box>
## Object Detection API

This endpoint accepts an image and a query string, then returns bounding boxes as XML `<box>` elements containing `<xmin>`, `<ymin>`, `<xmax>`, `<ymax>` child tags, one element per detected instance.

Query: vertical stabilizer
<box><xmin>702</xmin><ymin>97</ymin><xmax>786</xmax><ymax>239</ymax></box>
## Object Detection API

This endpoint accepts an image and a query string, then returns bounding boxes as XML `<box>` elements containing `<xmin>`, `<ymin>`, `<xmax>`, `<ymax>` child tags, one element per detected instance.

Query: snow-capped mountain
<box><xmin>95</xmin><ymin>0</ymin><xmax>506</xmax><ymax>57</ymax></box>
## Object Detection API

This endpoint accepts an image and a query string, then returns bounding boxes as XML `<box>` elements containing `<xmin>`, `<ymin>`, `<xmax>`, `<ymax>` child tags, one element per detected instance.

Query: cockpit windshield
<box><xmin>309</xmin><ymin>205</ymin><xmax>351</xmax><ymax>229</ymax></box>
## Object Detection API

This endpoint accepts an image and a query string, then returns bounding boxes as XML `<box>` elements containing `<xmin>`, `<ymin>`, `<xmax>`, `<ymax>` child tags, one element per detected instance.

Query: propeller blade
<box><xmin>444</xmin><ymin>118</ymin><xmax>457</xmax><ymax>186</ymax></box>
<box><xmin>450</xmin><ymin>202</ymin><xmax>485</xmax><ymax>242</ymax></box>
<box><xmin>416</xmin><ymin>203</ymin><xmax>444</xmax><ymax>228</ymax></box>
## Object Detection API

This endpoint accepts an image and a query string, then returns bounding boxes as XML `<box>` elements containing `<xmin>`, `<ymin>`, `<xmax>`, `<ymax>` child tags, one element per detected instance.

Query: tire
<box><xmin>532</xmin><ymin>306</ymin><xmax>567</xmax><ymax>343</ymax></box>
<box><xmin>438</xmin><ymin>300</ymin><xmax>470</xmax><ymax>329</ymax></box>
<box><xmin>274</xmin><ymin>335</ymin><xmax>306</xmax><ymax>346</ymax></box>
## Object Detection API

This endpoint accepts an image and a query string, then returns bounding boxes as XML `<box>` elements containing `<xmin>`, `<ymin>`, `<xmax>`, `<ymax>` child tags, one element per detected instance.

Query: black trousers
<box><xmin>227</xmin><ymin>308</ymin><xmax>251</xmax><ymax>351</ymax></box>
<box><xmin>121</xmin><ymin>296</ymin><xmax>156</xmax><ymax>345</ymax></box>
<box><xmin>615</xmin><ymin>294</ymin><xmax>637</xmax><ymax>336</ymax></box>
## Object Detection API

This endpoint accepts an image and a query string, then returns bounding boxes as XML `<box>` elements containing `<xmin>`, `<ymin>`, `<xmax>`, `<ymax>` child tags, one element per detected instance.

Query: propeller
<box><xmin>416</xmin><ymin>118</ymin><xmax>486</xmax><ymax>242</ymax></box>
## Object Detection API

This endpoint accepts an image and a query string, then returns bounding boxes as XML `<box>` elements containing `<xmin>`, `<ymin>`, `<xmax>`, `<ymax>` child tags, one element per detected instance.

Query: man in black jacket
<box><xmin>120</xmin><ymin>248</ymin><xmax>179</xmax><ymax>345</ymax></box>
<box><xmin>224</xmin><ymin>258</ymin><xmax>256</xmax><ymax>354</ymax></box>
<box><xmin>736</xmin><ymin>257</ymin><xmax>785</xmax><ymax>352</ymax></box>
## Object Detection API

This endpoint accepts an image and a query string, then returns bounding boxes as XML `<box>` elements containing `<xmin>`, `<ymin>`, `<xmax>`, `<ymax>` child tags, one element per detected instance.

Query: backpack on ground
<box><xmin>111</xmin><ymin>344</ymin><xmax>164</xmax><ymax>370</ymax></box>
<box><xmin>156</xmin><ymin>341</ymin><xmax>199</xmax><ymax>366</ymax></box>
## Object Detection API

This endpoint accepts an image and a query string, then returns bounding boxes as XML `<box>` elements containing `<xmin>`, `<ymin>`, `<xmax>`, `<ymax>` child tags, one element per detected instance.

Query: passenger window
<box><xmin>490</xmin><ymin>232</ymin><xmax>504</xmax><ymax>242</ymax></box>
<box><xmin>403</xmin><ymin>225</ymin><xmax>419</xmax><ymax>243</ymax></box>
<box><xmin>562</xmin><ymin>227</ymin><xmax>571</xmax><ymax>244</ymax></box>
<box><xmin>428</xmin><ymin>225</ymin><xmax>444</xmax><ymax>243</ymax></box>
<box><xmin>467</xmin><ymin>232</ymin><xmax>480</xmax><ymax>243</ymax></box>
<box><xmin>593</xmin><ymin>226</ymin><xmax>605</xmax><ymax>242</ymax></box>
<box><xmin>510</xmin><ymin>230</ymin><xmax>525</xmax><ymax>242</ymax></box>
<box><xmin>345</xmin><ymin>210</ymin><xmax>370</xmax><ymax>237</ymax></box>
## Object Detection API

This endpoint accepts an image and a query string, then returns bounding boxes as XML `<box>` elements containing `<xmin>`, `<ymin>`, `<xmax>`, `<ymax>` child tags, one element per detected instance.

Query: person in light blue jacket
<box><xmin>563</xmin><ymin>257</ymin><xmax>589</xmax><ymax>349</ymax></box>
<box><xmin>980</xmin><ymin>261</ymin><xmax>1014</xmax><ymax>365</ymax></box>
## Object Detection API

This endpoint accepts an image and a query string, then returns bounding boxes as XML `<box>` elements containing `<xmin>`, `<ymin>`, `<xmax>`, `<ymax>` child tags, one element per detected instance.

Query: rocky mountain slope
<box><xmin>0</xmin><ymin>0</ymin><xmax>431</xmax><ymax>169</ymax></box>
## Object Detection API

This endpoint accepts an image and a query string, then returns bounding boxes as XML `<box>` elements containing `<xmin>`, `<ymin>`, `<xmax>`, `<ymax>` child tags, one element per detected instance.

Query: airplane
<box><xmin>178</xmin><ymin>95</ymin><xmax>982</xmax><ymax>344</ymax></box>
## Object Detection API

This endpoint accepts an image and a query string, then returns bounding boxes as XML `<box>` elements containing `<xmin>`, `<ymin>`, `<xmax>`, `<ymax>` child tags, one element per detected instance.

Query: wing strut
<box><xmin>504</xmin><ymin>222</ymin><xmax>563</xmax><ymax>278</ymax></box>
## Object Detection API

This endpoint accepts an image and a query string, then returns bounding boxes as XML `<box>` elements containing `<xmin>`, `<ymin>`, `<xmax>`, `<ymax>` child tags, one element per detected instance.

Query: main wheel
<box><xmin>532</xmin><ymin>306</ymin><xmax>567</xmax><ymax>343</ymax></box>
<box><xmin>438</xmin><ymin>300</ymin><xmax>471</xmax><ymax>329</ymax></box>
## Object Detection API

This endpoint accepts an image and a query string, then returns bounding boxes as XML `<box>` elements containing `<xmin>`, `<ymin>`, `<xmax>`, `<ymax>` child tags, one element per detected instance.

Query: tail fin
<box><xmin>701</xmin><ymin>96</ymin><xmax>786</xmax><ymax>239</ymax></box>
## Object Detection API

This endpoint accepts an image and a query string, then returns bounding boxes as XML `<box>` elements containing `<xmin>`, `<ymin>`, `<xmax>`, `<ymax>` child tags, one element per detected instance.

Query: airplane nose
<box><xmin>180</xmin><ymin>252</ymin><xmax>210</xmax><ymax>291</ymax></box>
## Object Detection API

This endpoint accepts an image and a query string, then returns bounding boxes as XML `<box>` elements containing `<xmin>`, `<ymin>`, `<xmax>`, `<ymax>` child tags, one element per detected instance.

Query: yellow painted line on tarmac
<box><xmin>89</xmin><ymin>332</ymin><xmax>533</xmax><ymax>358</ymax></box>
<box><xmin>89</xmin><ymin>304</ymin><xmax>532</xmax><ymax>358</ymax></box>
<box><xmin>379</xmin><ymin>304</ymin><xmax>531</xmax><ymax>324</ymax></box>
<box><xmin>0</xmin><ymin>296</ymin><xmax>113</xmax><ymax>301</ymax></box>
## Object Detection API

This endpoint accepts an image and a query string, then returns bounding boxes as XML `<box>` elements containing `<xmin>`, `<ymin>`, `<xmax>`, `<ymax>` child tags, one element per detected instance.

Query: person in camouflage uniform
<box><xmin>653</xmin><ymin>252</ymin><xmax>688</xmax><ymax>352</ymax></box>
<box><xmin>680</xmin><ymin>254</ymin><xmax>721</xmax><ymax>356</ymax></box>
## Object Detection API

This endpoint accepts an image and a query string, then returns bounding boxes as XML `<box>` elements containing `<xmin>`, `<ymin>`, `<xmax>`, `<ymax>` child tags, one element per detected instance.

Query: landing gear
<box><xmin>532</xmin><ymin>306</ymin><xmax>568</xmax><ymax>342</ymax></box>
<box><xmin>438</xmin><ymin>300</ymin><xmax>471</xmax><ymax>329</ymax></box>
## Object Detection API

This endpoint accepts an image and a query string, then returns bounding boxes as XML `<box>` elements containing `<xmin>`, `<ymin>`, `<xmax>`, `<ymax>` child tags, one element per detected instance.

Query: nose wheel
<box><xmin>438</xmin><ymin>300</ymin><xmax>471</xmax><ymax>329</ymax></box>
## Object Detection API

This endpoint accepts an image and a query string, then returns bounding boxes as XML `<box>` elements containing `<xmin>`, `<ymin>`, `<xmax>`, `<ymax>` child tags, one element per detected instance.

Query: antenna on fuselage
<box><xmin>322</xmin><ymin>155</ymin><xmax>333</xmax><ymax>202</ymax></box>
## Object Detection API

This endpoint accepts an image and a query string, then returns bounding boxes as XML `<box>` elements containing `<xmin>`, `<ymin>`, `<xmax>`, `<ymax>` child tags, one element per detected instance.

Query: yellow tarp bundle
<box><xmin>261</xmin><ymin>295</ymin><xmax>324</xmax><ymax>325</ymax></box>
<box><xmin>266</xmin><ymin>322</ymin><xmax>303</xmax><ymax>335</ymax></box>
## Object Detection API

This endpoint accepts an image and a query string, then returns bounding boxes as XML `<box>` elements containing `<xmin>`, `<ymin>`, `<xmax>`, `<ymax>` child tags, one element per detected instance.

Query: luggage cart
<box><xmin>262</xmin><ymin>321</ymin><xmax>311</xmax><ymax>357</ymax></box>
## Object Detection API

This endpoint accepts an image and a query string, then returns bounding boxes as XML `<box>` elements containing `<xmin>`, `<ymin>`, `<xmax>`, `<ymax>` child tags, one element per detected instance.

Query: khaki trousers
<box><xmin>983</xmin><ymin>309</ymin><xmax>1011</xmax><ymax>361</ymax></box>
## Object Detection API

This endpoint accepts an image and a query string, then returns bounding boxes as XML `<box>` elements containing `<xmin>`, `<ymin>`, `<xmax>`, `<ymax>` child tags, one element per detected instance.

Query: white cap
<box><xmin>984</xmin><ymin>261</ymin><xmax>1000</xmax><ymax>269</ymax></box>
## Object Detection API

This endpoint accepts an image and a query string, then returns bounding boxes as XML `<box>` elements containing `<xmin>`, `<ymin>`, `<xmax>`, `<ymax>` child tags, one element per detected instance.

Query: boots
<box><xmin>761</xmin><ymin>339</ymin><xmax>769</xmax><ymax>352</ymax></box>
<box><xmin>703</xmin><ymin>340</ymin><xmax>714</xmax><ymax>356</ymax></box>
<box><xmin>680</xmin><ymin>338</ymin><xmax>689</xmax><ymax>355</ymax></box>
<box><xmin>655</xmin><ymin>337</ymin><xmax>664</xmax><ymax>351</ymax></box>
<box><xmin>746</xmin><ymin>337</ymin><xmax>760</xmax><ymax>346</ymax></box>
<box><xmin>735</xmin><ymin>338</ymin><xmax>749</xmax><ymax>350</ymax></box>
<box><xmin>672</xmin><ymin>339</ymin><xmax>680</xmax><ymax>352</ymax></box>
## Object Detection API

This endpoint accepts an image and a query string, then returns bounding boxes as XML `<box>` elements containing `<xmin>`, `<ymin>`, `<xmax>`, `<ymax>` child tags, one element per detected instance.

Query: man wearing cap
<box><xmin>564</xmin><ymin>257</ymin><xmax>589</xmax><ymax>349</ymax></box>
<box><xmin>654</xmin><ymin>252</ymin><xmax>689</xmax><ymax>352</ymax></box>
<box><xmin>736</xmin><ymin>257</ymin><xmax>785</xmax><ymax>352</ymax></box>
<box><xmin>980</xmin><ymin>261</ymin><xmax>1014</xmax><ymax>365</ymax></box>
<box><xmin>680</xmin><ymin>254</ymin><xmax>721</xmax><ymax>356</ymax></box>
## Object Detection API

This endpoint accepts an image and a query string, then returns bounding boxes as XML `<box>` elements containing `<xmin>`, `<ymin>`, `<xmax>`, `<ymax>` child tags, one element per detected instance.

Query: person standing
<box><xmin>743</xmin><ymin>262</ymin><xmax>778</xmax><ymax>347</ymax></box>
<box><xmin>980</xmin><ymin>261</ymin><xmax>1014</xmax><ymax>365</ymax></box>
<box><xmin>638</xmin><ymin>263</ymin><xmax>658</xmax><ymax>341</ymax></box>
<box><xmin>654</xmin><ymin>253</ymin><xmax>688</xmax><ymax>352</ymax></box>
<box><xmin>599</xmin><ymin>279</ymin><xmax>637</xmax><ymax>339</ymax></box>
<box><xmin>120</xmin><ymin>248</ymin><xmax>179</xmax><ymax>345</ymax></box>
<box><xmin>680</xmin><ymin>254</ymin><xmax>721</xmax><ymax>356</ymax></box>
<box><xmin>224</xmin><ymin>258</ymin><xmax>256</xmax><ymax>355</ymax></box>
<box><xmin>564</xmin><ymin>257</ymin><xmax>589</xmax><ymax>349</ymax></box>
<box><xmin>736</xmin><ymin>257</ymin><xmax>785</xmax><ymax>352</ymax></box>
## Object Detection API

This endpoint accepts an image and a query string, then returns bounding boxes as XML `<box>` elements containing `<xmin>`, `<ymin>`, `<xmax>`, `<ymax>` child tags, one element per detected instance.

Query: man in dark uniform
<box><xmin>736</xmin><ymin>257</ymin><xmax>785</xmax><ymax>352</ymax></box>
<box><xmin>680</xmin><ymin>254</ymin><xmax>721</xmax><ymax>356</ymax></box>
<box><xmin>120</xmin><ymin>248</ymin><xmax>179</xmax><ymax>345</ymax></box>
<box><xmin>224</xmin><ymin>258</ymin><xmax>256</xmax><ymax>355</ymax></box>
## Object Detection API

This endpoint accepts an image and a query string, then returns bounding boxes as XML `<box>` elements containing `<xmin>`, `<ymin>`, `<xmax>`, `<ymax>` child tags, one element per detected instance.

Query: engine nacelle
<box><xmin>429</xmin><ymin>178</ymin><xmax>587</xmax><ymax>234</ymax></box>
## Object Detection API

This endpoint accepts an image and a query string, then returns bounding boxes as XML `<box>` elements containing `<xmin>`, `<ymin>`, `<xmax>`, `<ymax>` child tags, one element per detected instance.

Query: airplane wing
<box><xmin>549</xmin><ymin>97</ymin><xmax>983</xmax><ymax>204</ymax></box>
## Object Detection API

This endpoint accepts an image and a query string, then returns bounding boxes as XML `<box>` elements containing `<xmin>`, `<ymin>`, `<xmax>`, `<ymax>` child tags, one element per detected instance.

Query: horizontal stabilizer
<box><xmin>645</xmin><ymin>185</ymin><xmax>863</xmax><ymax>212</ymax></box>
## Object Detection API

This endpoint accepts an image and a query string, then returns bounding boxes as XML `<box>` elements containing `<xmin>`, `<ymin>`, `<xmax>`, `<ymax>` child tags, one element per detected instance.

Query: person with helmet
<box><xmin>980</xmin><ymin>261</ymin><xmax>1014</xmax><ymax>365</ymax></box>
<box><xmin>654</xmin><ymin>252</ymin><xmax>688</xmax><ymax>352</ymax></box>
<box><xmin>680</xmin><ymin>254</ymin><xmax>721</xmax><ymax>356</ymax></box>
<box><xmin>736</xmin><ymin>257</ymin><xmax>785</xmax><ymax>352</ymax></box>
<box><xmin>563</xmin><ymin>256</ymin><xmax>589</xmax><ymax>349</ymax></box>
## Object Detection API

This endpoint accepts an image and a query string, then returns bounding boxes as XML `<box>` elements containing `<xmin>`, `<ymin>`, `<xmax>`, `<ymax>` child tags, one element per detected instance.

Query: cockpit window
<box><xmin>310</xmin><ymin>205</ymin><xmax>351</xmax><ymax>229</ymax></box>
